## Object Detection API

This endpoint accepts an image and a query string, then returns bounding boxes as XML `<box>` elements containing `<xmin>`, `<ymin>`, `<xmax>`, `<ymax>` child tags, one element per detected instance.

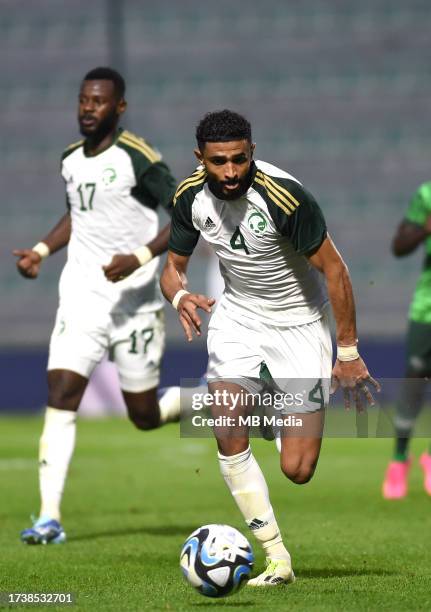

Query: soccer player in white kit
<box><xmin>160</xmin><ymin>110</ymin><xmax>379</xmax><ymax>586</ymax></box>
<box><xmin>14</xmin><ymin>67</ymin><xmax>181</xmax><ymax>544</ymax></box>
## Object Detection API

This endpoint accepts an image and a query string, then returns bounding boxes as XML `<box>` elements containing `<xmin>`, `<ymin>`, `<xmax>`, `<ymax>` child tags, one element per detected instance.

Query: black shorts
<box><xmin>407</xmin><ymin>320</ymin><xmax>431</xmax><ymax>376</ymax></box>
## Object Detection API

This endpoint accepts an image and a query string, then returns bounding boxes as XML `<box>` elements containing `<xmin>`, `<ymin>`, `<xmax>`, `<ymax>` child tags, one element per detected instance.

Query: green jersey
<box><xmin>406</xmin><ymin>182</ymin><xmax>431</xmax><ymax>324</ymax></box>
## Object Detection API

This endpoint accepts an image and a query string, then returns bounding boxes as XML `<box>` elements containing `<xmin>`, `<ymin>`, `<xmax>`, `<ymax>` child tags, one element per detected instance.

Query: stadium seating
<box><xmin>2</xmin><ymin>0</ymin><xmax>430</xmax><ymax>344</ymax></box>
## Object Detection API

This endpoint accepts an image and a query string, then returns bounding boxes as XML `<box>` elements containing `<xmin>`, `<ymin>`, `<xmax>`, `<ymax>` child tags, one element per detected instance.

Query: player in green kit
<box><xmin>383</xmin><ymin>182</ymin><xmax>431</xmax><ymax>499</ymax></box>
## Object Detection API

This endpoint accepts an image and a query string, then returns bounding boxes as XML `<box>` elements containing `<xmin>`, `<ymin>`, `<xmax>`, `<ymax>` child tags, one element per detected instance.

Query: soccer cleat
<box><xmin>382</xmin><ymin>459</ymin><xmax>411</xmax><ymax>499</ymax></box>
<box><xmin>20</xmin><ymin>515</ymin><xmax>66</xmax><ymax>545</ymax></box>
<box><xmin>419</xmin><ymin>452</ymin><xmax>431</xmax><ymax>496</ymax></box>
<box><xmin>247</xmin><ymin>558</ymin><xmax>295</xmax><ymax>587</ymax></box>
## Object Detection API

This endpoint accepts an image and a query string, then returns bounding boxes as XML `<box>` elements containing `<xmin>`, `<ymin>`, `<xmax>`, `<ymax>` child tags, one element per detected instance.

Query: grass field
<box><xmin>1</xmin><ymin>416</ymin><xmax>431</xmax><ymax>611</ymax></box>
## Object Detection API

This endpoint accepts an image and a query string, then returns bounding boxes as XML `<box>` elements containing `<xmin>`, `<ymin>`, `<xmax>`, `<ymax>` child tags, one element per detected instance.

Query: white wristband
<box><xmin>32</xmin><ymin>242</ymin><xmax>50</xmax><ymax>259</ymax></box>
<box><xmin>172</xmin><ymin>289</ymin><xmax>190</xmax><ymax>310</ymax></box>
<box><xmin>133</xmin><ymin>245</ymin><xmax>153</xmax><ymax>266</ymax></box>
<box><xmin>337</xmin><ymin>344</ymin><xmax>360</xmax><ymax>362</ymax></box>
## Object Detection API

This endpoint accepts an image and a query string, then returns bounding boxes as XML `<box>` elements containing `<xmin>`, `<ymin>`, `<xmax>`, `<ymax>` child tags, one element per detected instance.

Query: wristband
<box><xmin>133</xmin><ymin>245</ymin><xmax>153</xmax><ymax>266</ymax></box>
<box><xmin>337</xmin><ymin>344</ymin><xmax>360</xmax><ymax>362</ymax></box>
<box><xmin>172</xmin><ymin>289</ymin><xmax>190</xmax><ymax>310</ymax></box>
<box><xmin>32</xmin><ymin>242</ymin><xmax>50</xmax><ymax>259</ymax></box>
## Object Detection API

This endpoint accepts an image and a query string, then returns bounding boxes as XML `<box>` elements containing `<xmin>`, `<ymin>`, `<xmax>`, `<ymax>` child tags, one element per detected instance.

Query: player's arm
<box><xmin>160</xmin><ymin>251</ymin><xmax>215</xmax><ymax>342</ymax></box>
<box><xmin>391</xmin><ymin>219</ymin><xmax>431</xmax><ymax>257</ymax></box>
<box><xmin>160</xmin><ymin>182</ymin><xmax>214</xmax><ymax>341</ymax></box>
<box><xmin>103</xmin><ymin>222</ymin><xmax>171</xmax><ymax>282</ymax></box>
<box><xmin>266</xmin><ymin>177</ymin><xmax>379</xmax><ymax>409</ymax></box>
<box><xmin>13</xmin><ymin>212</ymin><xmax>71</xmax><ymax>279</ymax></box>
<box><xmin>104</xmin><ymin>159</ymin><xmax>177</xmax><ymax>282</ymax></box>
<box><xmin>307</xmin><ymin>235</ymin><xmax>380</xmax><ymax>409</ymax></box>
<box><xmin>392</xmin><ymin>184</ymin><xmax>431</xmax><ymax>256</ymax></box>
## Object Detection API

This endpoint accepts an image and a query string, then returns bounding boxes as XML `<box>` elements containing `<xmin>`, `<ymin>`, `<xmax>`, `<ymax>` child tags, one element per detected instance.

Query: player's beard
<box><xmin>208</xmin><ymin>168</ymin><xmax>253</xmax><ymax>201</ymax></box>
<box><xmin>79</xmin><ymin>110</ymin><xmax>118</xmax><ymax>141</ymax></box>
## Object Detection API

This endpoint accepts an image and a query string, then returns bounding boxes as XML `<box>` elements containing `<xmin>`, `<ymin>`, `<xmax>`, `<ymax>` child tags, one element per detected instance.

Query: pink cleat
<box><xmin>382</xmin><ymin>459</ymin><xmax>411</xmax><ymax>499</ymax></box>
<box><xmin>419</xmin><ymin>453</ymin><xmax>431</xmax><ymax>496</ymax></box>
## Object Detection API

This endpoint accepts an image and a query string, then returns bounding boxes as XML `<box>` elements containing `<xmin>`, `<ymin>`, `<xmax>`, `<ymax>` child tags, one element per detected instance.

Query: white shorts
<box><xmin>48</xmin><ymin>303</ymin><xmax>165</xmax><ymax>393</ymax></box>
<box><xmin>207</xmin><ymin>301</ymin><xmax>332</xmax><ymax>413</ymax></box>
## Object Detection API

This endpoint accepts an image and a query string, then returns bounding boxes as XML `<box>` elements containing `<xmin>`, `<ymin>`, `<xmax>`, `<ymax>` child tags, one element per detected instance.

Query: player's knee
<box><xmin>47</xmin><ymin>371</ymin><xmax>87</xmax><ymax>412</ymax></box>
<box><xmin>47</xmin><ymin>387</ymin><xmax>81</xmax><ymax>412</ymax></box>
<box><xmin>281</xmin><ymin>457</ymin><xmax>316</xmax><ymax>485</ymax></box>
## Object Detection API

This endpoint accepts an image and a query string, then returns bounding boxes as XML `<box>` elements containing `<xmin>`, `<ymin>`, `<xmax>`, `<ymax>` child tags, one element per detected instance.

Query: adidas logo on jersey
<box><xmin>248</xmin><ymin>518</ymin><xmax>269</xmax><ymax>530</ymax></box>
<box><xmin>204</xmin><ymin>216</ymin><xmax>216</xmax><ymax>229</ymax></box>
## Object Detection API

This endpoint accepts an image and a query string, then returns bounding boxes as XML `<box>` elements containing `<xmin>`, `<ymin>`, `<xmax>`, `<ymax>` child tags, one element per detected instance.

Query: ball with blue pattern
<box><xmin>180</xmin><ymin>524</ymin><xmax>254</xmax><ymax>598</ymax></box>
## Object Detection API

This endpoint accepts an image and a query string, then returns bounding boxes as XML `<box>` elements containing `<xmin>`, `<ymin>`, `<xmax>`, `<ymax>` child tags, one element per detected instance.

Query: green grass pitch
<box><xmin>1</xmin><ymin>416</ymin><xmax>431</xmax><ymax>611</ymax></box>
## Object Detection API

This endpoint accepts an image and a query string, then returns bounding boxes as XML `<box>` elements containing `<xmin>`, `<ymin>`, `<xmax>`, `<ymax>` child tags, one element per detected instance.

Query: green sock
<box><xmin>394</xmin><ymin>450</ymin><xmax>408</xmax><ymax>462</ymax></box>
<box><xmin>393</xmin><ymin>435</ymin><xmax>409</xmax><ymax>462</ymax></box>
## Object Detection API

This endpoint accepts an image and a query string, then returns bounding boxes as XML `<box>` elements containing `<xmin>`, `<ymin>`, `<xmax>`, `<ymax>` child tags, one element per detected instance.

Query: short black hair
<box><xmin>83</xmin><ymin>67</ymin><xmax>126</xmax><ymax>99</ymax></box>
<box><xmin>196</xmin><ymin>109</ymin><xmax>252</xmax><ymax>150</ymax></box>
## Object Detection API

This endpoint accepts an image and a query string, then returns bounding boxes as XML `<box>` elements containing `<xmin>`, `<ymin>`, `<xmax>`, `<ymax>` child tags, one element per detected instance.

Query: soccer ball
<box><xmin>180</xmin><ymin>524</ymin><xmax>254</xmax><ymax>598</ymax></box>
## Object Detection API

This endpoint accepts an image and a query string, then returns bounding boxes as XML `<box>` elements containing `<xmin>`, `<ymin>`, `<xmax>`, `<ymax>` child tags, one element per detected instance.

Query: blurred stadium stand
<box><xmin>1</xmin><ymin>0</ymin><xmax>430</xmax><ymax>409</ymax></box>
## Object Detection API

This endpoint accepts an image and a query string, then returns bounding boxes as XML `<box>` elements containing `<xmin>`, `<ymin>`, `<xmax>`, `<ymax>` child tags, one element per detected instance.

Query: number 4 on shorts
<box><xmin>308</xmin><ymin>379</ymin><xmax>324</xmax><ymax>409</ymax></box>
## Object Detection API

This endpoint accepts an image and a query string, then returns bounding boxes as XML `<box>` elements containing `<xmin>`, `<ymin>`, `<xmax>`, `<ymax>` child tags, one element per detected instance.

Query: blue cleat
<box><xmin>20</xmin><ymin>516</ymin><xmax>66</xmax><ymax>545</ymax></box>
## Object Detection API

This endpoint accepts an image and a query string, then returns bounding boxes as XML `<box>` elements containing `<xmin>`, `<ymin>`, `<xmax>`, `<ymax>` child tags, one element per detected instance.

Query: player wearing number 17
<box><xmin>161</xmin><ymin>110</ymin><xmax>380</xmax><ymax>586</ymax></box>
<box><xmin>13</xmin><ymin>67</ymin><xmax>182</xmax><ymax>544</ymax></box>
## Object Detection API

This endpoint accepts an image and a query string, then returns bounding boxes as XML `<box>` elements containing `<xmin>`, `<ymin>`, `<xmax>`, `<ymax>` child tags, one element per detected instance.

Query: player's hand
<box><xmin>13</xmin><ymin>248</ymin><xmax>42</xmax><ymax>279</ymax></box>
<box><xmin>331</xmin><ymin>357</ymin><xmax>381</xmax><ymax>413</ymax></box>
<box><xmin>177</xmin><ymin>293</ymin><xmax>216</xmax><ymax>342</ymax></box>
<box><xmin>103</xmin><ymin>254</ymin><xmax>141</xmax><ymax>282</ymax></box>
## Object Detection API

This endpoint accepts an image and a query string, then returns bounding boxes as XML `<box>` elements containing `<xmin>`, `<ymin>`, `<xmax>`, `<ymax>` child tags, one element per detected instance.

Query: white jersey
<box><xmin>60</xmin><ymin>129</ymin><xmax>175</xmax><ymax>313</ymax></box>
<box><xmin>169</xmin><ymin>160</ymin><xmax>328</xmax><ymax>326</ymax></box>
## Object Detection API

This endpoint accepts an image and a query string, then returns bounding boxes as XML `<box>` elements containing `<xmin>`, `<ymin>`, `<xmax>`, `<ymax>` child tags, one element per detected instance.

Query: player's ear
<box><xmin>250</xmin><ymin>142</ymin><xmax>256</xmax><ymax>158</ymax></box>
<box><xmin>194</xmin><ymin>148</ymin><xmax>204</xmax><ymax>164</ymax></box>
<box><xmin>117</xmin><ymin>98</ymin><xmax>127</xmax><ymax>115</ymax></box>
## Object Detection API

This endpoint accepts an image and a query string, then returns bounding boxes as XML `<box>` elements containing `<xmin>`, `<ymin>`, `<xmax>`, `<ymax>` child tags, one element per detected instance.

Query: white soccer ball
<box><xmin>180</xmin><ymin>524</ymin><xmax>254</xmax><ymax>598</ymax></box>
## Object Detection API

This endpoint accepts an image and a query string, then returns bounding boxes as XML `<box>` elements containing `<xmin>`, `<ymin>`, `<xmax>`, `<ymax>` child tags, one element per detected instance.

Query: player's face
<box><xmin>195</xmin><ymin>140</ymin><xmax>255</xmax><ymax>201</ymax></box>
<box><xmin>78</xmin><ymin>80</ymin><xmax>126</xmax><ymax>138</ymax></box>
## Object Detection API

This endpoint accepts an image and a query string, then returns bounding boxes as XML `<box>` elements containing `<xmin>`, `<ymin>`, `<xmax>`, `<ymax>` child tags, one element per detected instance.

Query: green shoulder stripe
<box><xmin>117</xmin><ymin>138</ymin><xmax>154</xmax><ymax>180</ymax></box>
<box><xmin>254</xmin><ymin>170</ymin><xmax>300</xmax><ymax>216</ymax></box>
<box><xmin>169</xmin><ymin>175</ymin><xmax>204</xmax><ymax>255</ymax></box>
<box><xmin>61</xmin><ymin>139</ymin><xmax>84</xmax><ymax>160</ymax></box>
<box><xmin>253</xmin><ymin>170</ymin><xmax>327</xmax><ymax>255</ymax></box>
<box><xmin>118</xmin><ymin>130</ymin><xmax>161</xmax><ymax>164</ymax></box>
<box><xmin>173</xmin><ymin>169</ymin><xmax>207</xmax><ymax>205</ymax></box>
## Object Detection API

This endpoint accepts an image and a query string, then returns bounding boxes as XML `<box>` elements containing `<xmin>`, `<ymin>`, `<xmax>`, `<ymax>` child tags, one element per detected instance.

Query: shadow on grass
<box><xmin>69</xmin><ymin>524</ymin><xmax>198</xmax><ymax>542</ymax></box>
<box><xmin>299</xmin><ymin>567</ymin><xmax>396</xmax><ymax>578</ymax></box>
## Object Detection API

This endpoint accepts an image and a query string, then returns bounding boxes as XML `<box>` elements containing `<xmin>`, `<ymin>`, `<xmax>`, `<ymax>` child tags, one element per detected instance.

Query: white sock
<box><xmin>39</xmin><ymin>407</ymin><xmax>77</xmax><ymax>521</ymax></box>
<box><xmin>218</xmin><ymin>446</ymin><xmax>291</xmax><ymax>561</ymax></box>
<box><xmin>159</xmin><ymin>387</ymin><xmax>181</xmax><ymax>423</ymax></box>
